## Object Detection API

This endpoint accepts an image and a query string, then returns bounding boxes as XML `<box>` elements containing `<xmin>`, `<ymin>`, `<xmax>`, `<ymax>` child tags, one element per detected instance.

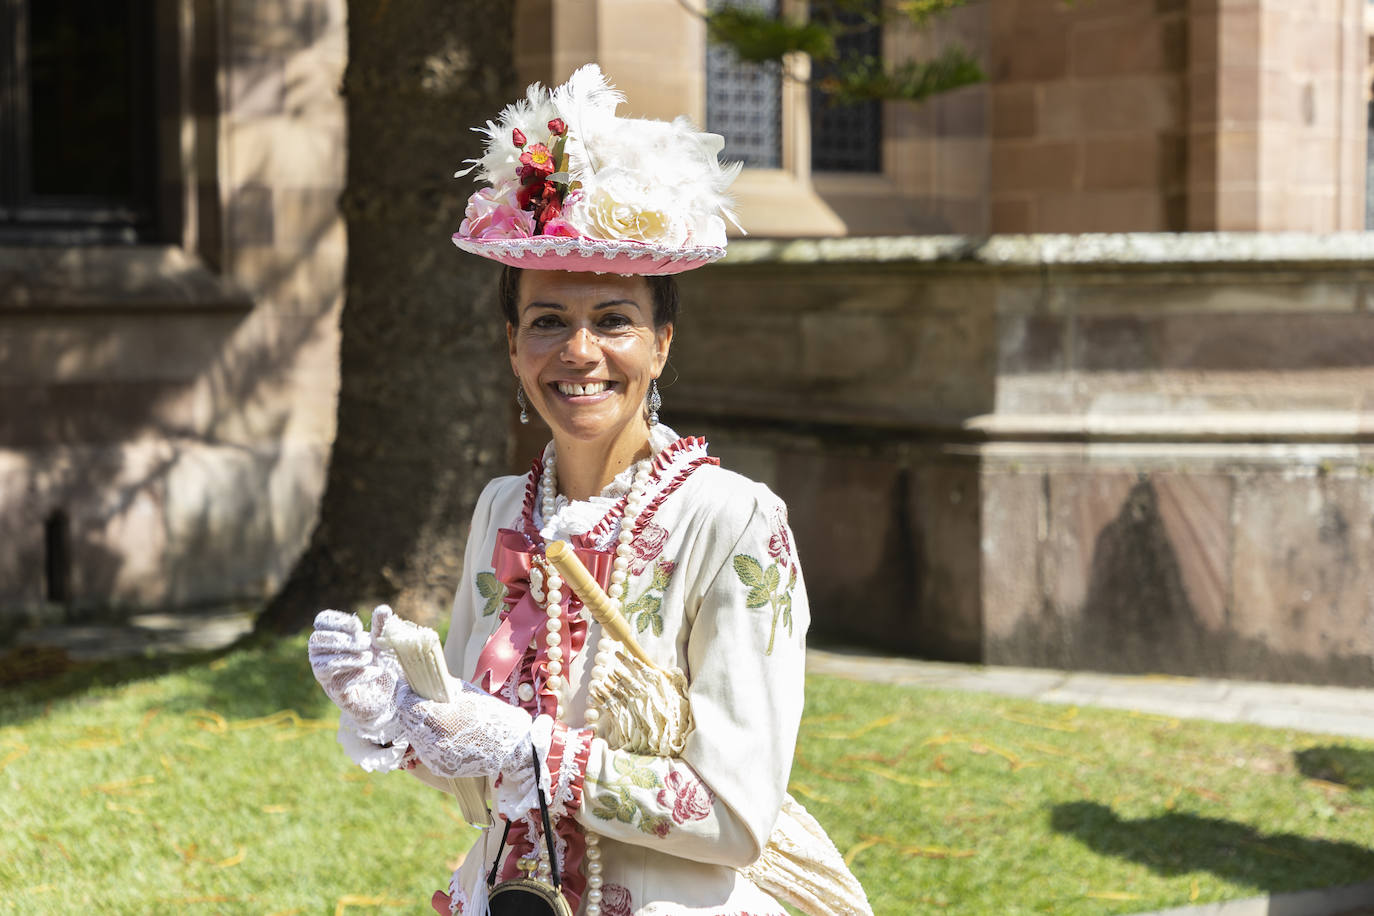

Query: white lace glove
<box><xmin>308</xmin><ymin>606</ymin><xmax>405</xmax><ymax>742</ymax></box>
<box><xmin>396</xmin><ymin>680</ymin><xmax>547</xmax><ymax>817</ymax></box>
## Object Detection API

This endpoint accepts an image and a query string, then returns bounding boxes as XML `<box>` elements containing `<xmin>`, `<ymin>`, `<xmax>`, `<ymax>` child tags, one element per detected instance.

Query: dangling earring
<box><xmin>646</xmin><ymin>378</ymin><xmax>661</xmax><ymax>427</ymax></box>
<box><xmin>516</xmin><ymin>383</ymin><xmax>529</xmax><ymax>425</ymax></box>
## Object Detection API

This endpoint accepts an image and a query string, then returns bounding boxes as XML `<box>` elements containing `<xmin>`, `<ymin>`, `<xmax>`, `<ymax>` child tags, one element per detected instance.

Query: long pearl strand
<box><xmin>537</xmin><ymin>446</ymin><xmax>653</xmax><ymax>916</ymax></box>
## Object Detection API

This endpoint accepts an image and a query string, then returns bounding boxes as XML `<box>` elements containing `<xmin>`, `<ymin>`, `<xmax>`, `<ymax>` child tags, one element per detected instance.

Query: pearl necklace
<box><xmin>534</xmin><ymin>446</ymin><xmax>653</xmax><ymax>916</ymax></box>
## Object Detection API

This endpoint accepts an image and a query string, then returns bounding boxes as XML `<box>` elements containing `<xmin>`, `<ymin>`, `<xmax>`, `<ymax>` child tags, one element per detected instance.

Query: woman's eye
<box><xmin>529</xmin><ymin>314</ymin><xmax>564</xmax><ymax>330</ymax></box>
<box><xmin>598</xmin><ymin>313</ymin><xmax>631</xmax><ymax>329</ymax></box>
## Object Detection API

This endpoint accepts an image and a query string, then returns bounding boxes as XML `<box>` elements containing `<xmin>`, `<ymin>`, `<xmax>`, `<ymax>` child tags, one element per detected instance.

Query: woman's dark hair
<box><xmin>498</xmin><ymin>265</ymin><xmax>679</xmax><ymax>329</ymax></box>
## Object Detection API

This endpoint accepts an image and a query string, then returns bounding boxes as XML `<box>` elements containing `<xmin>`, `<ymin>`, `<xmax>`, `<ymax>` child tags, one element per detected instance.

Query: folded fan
<box><xmin>377</xmin><ymin>615</ymin><xmax>492</xmax><ymax>827</ymax></box>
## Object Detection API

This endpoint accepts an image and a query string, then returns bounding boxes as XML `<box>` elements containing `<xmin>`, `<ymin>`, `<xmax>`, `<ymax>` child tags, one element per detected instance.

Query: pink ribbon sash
<box><xmin>472</xmin><ymin>529</ymin><xmax>614</xmax><ymax>693</ymax></box>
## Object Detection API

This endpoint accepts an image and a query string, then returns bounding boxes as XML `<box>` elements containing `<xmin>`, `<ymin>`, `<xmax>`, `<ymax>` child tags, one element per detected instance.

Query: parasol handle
<box><xmin>544</xmin><ymin>540</ymin><xmax>665</xmax><ymax>674</ymax></box>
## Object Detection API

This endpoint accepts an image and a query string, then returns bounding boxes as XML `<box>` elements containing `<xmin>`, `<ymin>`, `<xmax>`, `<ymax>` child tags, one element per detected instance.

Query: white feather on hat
<box><xmin>454</xmin><ymin>64</ymin><xmax>740</xmax><ymax>253</ymax></box>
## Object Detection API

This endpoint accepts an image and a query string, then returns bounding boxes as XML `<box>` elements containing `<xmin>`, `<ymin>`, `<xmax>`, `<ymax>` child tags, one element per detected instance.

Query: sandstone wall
<box><xmin>668</xmin><ymin>234</ymin><xmax>1374</xmax><ymax>685</ymax></box>
<box><xmin>0</xmin><ymin>1</ymin><xmax>346</xmax><ymax>623</ymax></box>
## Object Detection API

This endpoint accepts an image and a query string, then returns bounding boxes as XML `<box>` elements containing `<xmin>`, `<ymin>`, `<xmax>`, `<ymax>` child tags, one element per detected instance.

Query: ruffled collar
<box><xmin>534</xmin><ymin>425</ymin><xmax>681</xmax><ymax>545</ymax></box>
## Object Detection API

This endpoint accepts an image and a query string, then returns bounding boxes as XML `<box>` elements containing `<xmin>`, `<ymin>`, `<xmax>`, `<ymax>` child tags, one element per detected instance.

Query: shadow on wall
<box><xmin>1050</xmin><ymin>801</ymin><xmax>1374</xmax><ymax>893</ymax></box>
<box><xmin>983</xmin><ymin>476</ymin><xmax>1374</xmax><ymax>685</ymax></box>
<box><xmin>1</xmin><ymin>201</ymin><xmax>342</xmax><ymax>625</ymax></box>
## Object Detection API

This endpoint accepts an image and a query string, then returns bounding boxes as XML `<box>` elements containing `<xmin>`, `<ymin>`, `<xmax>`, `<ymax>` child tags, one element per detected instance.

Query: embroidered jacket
<box><xmin>419</xmin><ymin>433</ymin><xmax>808</xmax><ymax>916</ymax></box>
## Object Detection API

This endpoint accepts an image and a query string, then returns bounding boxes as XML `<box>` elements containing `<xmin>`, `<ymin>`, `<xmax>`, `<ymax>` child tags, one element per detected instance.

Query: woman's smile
<box><xmin>553</xmin><ymin>379</ymin><xmax>614</xmax><ymax>398</ymax></box>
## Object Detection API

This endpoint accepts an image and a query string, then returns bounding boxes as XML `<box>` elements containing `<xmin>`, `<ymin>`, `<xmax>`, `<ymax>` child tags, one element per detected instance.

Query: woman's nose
<box><xmin>561</xmin><ymin>326</ymin><xmax>599</xmax><ymax>364</ymax></box>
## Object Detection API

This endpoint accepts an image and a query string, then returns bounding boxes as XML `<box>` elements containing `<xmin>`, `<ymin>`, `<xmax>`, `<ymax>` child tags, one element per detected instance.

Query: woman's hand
<box><xmin>308</xmin><ymin>606</ymin><xmax>405</xmax><ymax>735</ymax></box>
<box><xmin>394</xmin><ymin>680</ymin><xmax>534</xmax><ymax>781</ymax></box>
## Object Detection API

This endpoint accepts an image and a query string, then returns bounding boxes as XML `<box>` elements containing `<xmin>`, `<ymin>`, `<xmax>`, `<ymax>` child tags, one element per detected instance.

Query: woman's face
<box><xmin>508</xmin><ymin>270</ymin><xmax>673</xmax><ymax>450</ymax></box>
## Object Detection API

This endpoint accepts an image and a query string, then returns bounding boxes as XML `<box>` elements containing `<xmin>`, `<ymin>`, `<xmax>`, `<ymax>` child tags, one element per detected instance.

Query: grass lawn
<box><xmin>3</xmin><ymin>633</ymin><xmax>1374</xmax><ymax>914</ymax></box>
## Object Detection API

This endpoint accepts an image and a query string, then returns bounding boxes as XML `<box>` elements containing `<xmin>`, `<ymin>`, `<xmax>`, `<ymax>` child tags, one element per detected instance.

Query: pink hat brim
<box><xmin>452</xmin><ymin>234</ymin><xmax>723</xmax><ymax>276</ymax></box>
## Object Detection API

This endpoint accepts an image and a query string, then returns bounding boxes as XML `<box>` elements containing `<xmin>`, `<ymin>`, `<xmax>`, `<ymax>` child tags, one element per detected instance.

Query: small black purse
<box><xmin>485</xmin><ymin>748</ymin><xmax>573</xmax><ymax>916</ymax></box>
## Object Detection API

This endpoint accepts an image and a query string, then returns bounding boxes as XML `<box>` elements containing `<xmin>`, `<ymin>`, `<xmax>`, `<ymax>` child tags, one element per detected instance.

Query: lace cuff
<box><xmin>493</xmin><ymin>714</ymin><xmax>554</xmax><ymax>820</ymax></box>
<box><xmin>336</xmin><ymin>712</ymin><xmax>410</xmax><ymax>773</ymax></box>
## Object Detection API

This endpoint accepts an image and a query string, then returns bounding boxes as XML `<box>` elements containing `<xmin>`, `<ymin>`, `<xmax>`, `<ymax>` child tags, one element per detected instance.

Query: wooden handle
<box><xmin>544</xmin><ymin>540</ymin><xmax>663</xmax><ymax>672</ymax></box>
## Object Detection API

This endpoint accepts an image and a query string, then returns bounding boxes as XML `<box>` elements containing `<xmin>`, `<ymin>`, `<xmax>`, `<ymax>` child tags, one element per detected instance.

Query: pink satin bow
<box><xmin>472</xmin><ymin>529</ymin><xmax>614</xmax><ymax>693</ymax></box>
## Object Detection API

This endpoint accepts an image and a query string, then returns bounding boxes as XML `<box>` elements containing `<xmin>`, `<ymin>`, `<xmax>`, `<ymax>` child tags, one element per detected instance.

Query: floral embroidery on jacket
<box><xmin>623</xmin><ymin>557</ymin><xmax>675</xmax><ymax>637</ymax></box>
<box><xmin>629</xmin><ymin>521</ymin><xmax>670</xmax><ymax>575</ymax></box>
<box><xmin>766</xmin><ymin>507</ymin><xmax>791</xmax><ymax>569</ymax></box>
<box><xmin>656</xmin><ymin>769</ymin><xmax>714</xmax><ymax>824</ymax></box>
<box><xmin>475</xmin><ymin>570</ymin><xmax>507</xmax><ymax>617</ymax></box>
<box><xmin>732</xmin><ymin>554</ymin><xmax>797</xmax><ymax>656</ymax></box>
<box><xmin>590</xmin><ymin>754</ymin><xmax>674</xmax><ymax>838</ymax></box>
<box><xmin>600</xmin><ymin>883</ymin><xmax>633</xmax><ymax>916</ymax></box>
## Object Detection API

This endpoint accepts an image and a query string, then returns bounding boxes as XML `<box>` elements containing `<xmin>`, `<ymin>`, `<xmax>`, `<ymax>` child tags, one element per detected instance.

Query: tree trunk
<box><xmin>256</xmin><ymin>1</ymin><xmax>517</xmax><ymax>633</ymax></box>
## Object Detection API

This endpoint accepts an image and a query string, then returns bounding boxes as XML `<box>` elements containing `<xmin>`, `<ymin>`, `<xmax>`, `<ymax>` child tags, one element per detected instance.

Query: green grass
<box><xmin>3</xmin><ymin>636</ymin><xmax>1374</xmax><ymax>915</ymax></box>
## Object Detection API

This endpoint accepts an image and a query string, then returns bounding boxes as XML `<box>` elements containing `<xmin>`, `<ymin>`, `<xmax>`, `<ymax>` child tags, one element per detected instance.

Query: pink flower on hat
<box><xmin>458</xmin><ymin>185</ymin><xmax>536</xmax><ymax>240</ymax></box>
<box><xmin>519</xmin><ymin>143</ymin><xmax>556</xmax><ymax>177</ymax></box>
<box><xmin>541</xmin><ymin>217</ymin><xmax>581</xmax><ymax>238</ymax></box>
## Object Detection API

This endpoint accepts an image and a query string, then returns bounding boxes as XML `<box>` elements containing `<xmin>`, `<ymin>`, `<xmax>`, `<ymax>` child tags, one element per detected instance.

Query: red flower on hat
<box><xmin>519</xmin><ymin>143</ymin><xmax>556</xmax><ymax>177</ymax></box>
<box><xmin>512</xmin><ymin>127</ymin><xmax>527</xmax><ymax>148</ymax></box>
<box><xmin>517</xmin><ymin>178</ymin><xmax>550</xmax><ymax>211</ymax></box>
<box><xmin>547</xmin><ymin>118</ymin><xmax>567</xmax><ymax>137</ymax></box>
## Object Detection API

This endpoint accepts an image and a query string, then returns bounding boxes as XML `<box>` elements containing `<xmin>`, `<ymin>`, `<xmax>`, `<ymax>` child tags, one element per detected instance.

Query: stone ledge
<box><xmin>0</xmin><ymin>246</ymin><xmax>254</xmax><ymax>313</ymax></box>
<box><xmin>721</xmin><ymin>232</ymin><xmax>1374</xmax><ymax>269</ymax></box>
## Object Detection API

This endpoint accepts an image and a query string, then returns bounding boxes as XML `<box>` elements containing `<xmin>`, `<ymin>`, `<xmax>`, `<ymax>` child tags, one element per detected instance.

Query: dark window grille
<box><xmin>706</xmin><ymin>0</ymin><xmax>782</xmax><ymax>169</ymax></box>
<box><xmin>809</xmin><ymin>3</ymin><xmax>882</xmax><ymax>173</ymax></box>
<box><xmin>0</xmin><ymin>0</ymin><xmax>158</xmax><ymax>243</ymax></box>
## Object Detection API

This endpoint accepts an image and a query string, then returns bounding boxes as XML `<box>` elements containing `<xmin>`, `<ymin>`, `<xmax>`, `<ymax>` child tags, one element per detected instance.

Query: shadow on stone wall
<box><xmin>1</xmin><ymin>203</ymin><xmax>342</xmax><ymax>627</ymax></box>
<box><xmin>984</xmin><ymin>477</ymin><xmax>1374</xmax><ymax>686</ymax></box>
<box><xmin>1050</xmin><ymin>801</ymin><xmax>1374</xmax><ymax>892</ymax></box>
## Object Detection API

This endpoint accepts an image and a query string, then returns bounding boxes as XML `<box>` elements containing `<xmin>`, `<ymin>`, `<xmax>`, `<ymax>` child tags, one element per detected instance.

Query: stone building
<box><xmin>4</xmin><ymin>0</ymin><xmax>1374</xmax><ymax>684</ymax></box>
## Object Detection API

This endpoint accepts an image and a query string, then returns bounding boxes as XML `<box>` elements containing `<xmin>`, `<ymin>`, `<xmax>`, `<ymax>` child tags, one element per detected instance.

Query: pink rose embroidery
<box><xmin>656</xmin><ymin>769</ymin><xmax>714</xmax><ymax>824</ymax></box>
<box><xmin>458</xmin><ymin>184</ymin><xmax>536</xmax><ymax>240</ymax></box>
<box><xmin>600</xmin><ymin>884</ymin><xmax>632</xmax><ymax>916</ymax></box>
<box><xmin>767</xmin><ymin>505</ymin><xmax>792</xmax><ymax>567</ymax></box>
<box><xmin>629</xmin><ymin>521</ymin><xmax>670</xmax><ymax>575</ymax></box>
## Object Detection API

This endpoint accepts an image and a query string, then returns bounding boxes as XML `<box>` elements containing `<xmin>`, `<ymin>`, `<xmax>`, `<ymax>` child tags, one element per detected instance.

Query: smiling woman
<box><xmin>307</xmin><ymin>64</ymin><xmax>871</xmax><ymax>916</ymax></box>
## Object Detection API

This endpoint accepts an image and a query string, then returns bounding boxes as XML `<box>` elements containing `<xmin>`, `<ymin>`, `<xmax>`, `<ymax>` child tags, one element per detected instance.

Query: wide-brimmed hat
<box><xmin>451</xmin><ymin>64</ymin><xmax>740</xmax><ymax>276</ymax></box>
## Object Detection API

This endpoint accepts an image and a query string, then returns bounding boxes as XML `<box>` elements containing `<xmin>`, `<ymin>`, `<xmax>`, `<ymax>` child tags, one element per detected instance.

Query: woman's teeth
<box><xmin>557</xmin><ymin>381</ymin><xmax>608</xmax><ymax>396</ymax></box>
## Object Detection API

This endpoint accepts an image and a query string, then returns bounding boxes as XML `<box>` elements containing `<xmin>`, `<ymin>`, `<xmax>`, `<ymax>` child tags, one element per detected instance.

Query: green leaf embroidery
<box><xmin>733</xmin><ymin>554</ymin><xmax>765</xmax><ymax>587</ymax></box>
<box><xmin>732</xmin><ymin>549</ymin><xmax>798</xmax><ymax>657</ymax></box>
<box><xmin>589</xmin><ymin>755</ymin><xmax>671</xmax><ymax>837</ymax></box>
<box><xmin>475</xmin><ymin>571</ymin><xmax>507</xmax><ymax>617</ymax></box>
<box><xmin>640</xmin><ymin>814</ymin><xmax>673</xmax><ymax>837</ymax></box>
<box><xmin>623</xmin><ymin>560</ymin><xmax>671</xmax><ymax>639</ymax></box>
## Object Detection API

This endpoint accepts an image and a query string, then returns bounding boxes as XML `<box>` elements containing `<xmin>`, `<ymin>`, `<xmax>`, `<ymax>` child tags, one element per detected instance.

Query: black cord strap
<box><xmin>486</xmin><ymin>746</ymin><xmax>561</xmax><ymax>890</ymax></box>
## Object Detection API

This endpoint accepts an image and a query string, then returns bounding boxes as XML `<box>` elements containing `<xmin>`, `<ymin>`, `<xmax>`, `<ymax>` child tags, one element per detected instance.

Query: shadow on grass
<box><xmin>1295</xmin><ymin>746</ymin><xmax>1374</xmax><ymax>791</ymax></box>
<box><xmin>1050</xmin><ymin>802</ymin><xmax>1374</xmax><ymax>892</ymax></box>
<box><xmin>0</xmin><ymin>631</ymin><xmax>333</xmax><ymax>726</ymax></box>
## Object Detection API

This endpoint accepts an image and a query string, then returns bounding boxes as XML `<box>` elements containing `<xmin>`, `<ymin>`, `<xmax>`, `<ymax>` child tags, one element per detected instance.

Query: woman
<box><xmin>309</xmin><ymin>65</ymin><xmax>867</xmax><ymax>916</ymax></box>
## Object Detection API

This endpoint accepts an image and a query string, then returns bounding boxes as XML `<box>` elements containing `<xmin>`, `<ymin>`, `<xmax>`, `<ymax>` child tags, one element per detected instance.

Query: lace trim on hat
<box><xmin>453</xmin><ymin>234</ymin><xmax>724</xmax><ymax>264</ymax></box>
